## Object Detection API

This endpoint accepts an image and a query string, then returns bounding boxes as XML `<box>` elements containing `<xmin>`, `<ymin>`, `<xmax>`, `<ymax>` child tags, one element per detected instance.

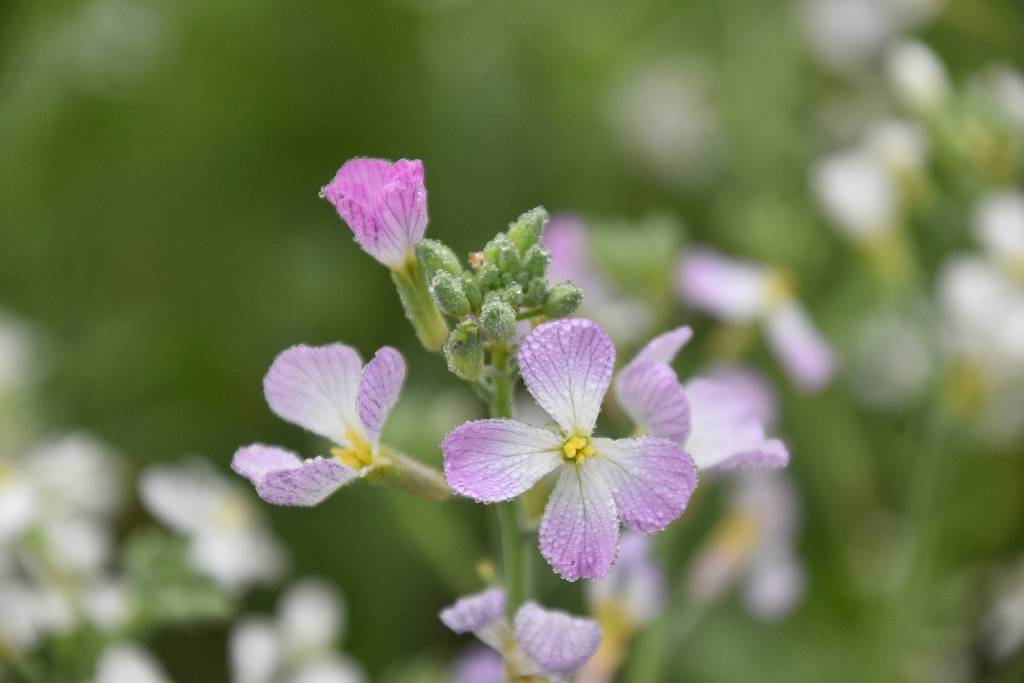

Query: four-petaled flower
<box><xmin>442</xmin><ymin>318</ymin><xmax>697</xmax><ymax>581</ymax></box>
<box><xmin>232</xmin><ymin>343</ymin><xmax>405</xmax><ymax>506</ymax></box>
<box><xmin>440</xmin><ymin>588</ymin><xmax>602</xmax><ymax>682</ymax></box>
<box><xmin>615</xmin><ymin>326</ymin><xmax>789</xmax><ymax>471</ymax></box>
<box><xmin>321</xmin><ymin>158</ymin><xmax>428</xmax><ymax>270</ymax></box>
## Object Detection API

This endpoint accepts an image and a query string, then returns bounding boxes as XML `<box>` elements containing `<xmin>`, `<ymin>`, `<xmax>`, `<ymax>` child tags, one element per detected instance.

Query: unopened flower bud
<box><xmin>416</xmin><ymin>239</ymin><xmax>463</xmax><ymax>278</ymax></box>
<box><xmin>542</xmin><ymin>282</ymin><xmax>583</xmax><ymax>319</ymax></box>
<box><xmin>507</xmin><ymin>206</ymin><xmax>549</xmax><ymax>254</ymax></box>
<box><xmin>478</xmin><ymin>264</ymin><xmax>500</xmax><ymax>289</ymax></box>
<box><xmin>444</xmin><ymin>319</ymin><xmax>485</xmax><ymax>381</ymax></box>
<box><xmin>522</xmin><ymin>244</ymin><xmax>551</xmax><ymax>278</ymax></box>
<box><xmin>432</xmin><ymin>272</ymin><xmax>472</xmax><ymax>318</ymax></box>
<box><xmin>500</xmin><ymin>272</ymin><xmax>514</xmax><ymax>287</ymax></box>
<box><xmin>461</xmin><ymin>273</ymin><xmax>483</xmax><ymax>309</ymax></box>
<box><xmin>481</xmin><ymin>299</ymin><xmax>517</xmax><ymax>341</ymax></box>
<box><xmin>482</xmin><ymin>234</ymin><xmax>511</xmax><ymax>264</ymax></box>
<box><xmin>524</xmin><ymin>277</ymin><xmax>548</xmax><ymax>308</ymax></box>
<box><xmin>498</xmin><ymin>243</ymin><xmax>522</xmax><ymax>274</ymax></box>
<box><xmin>502</xmin><ymin>283</ymin><xmax>524</xmax><ymax>308</ymax></box>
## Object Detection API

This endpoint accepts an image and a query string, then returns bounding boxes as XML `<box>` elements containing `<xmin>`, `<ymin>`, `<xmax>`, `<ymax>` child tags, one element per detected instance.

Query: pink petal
<box><xmin>513</xmin><ymin>601</ymin><xmax>602</xmax><ymax>675</ymax></box>
<box><xmin>441</xmin><ymin>420</ymin><xmax>564</xmax><ymax>502</ymax></box>
<box><xmin>763</xmin><ymin>301</ymin><xmax>837</xmax><ymax>393</ymax></box>
<box><xmin>684</xmin><ymin>377</ymin><xmax>773</xmax><ymax>470</ymax></box>
<box><xmin>518</xmin><ymin>319</ymin><xmax>615</xmax><ymax>436</ymax></box>
<box><xmin>627</xmin><ymin>326</ymin><xmax>693</xmax><ymax>367</ymax></box>
<box><xmin>357</xmin><ymin>347</ymin><xmax>406</xmax><ymax>446</ymax></box>
<box><xmin>588</xmin><ymin>531</ymin><xmax>668</xmax><ymax>626</ymax></box>
<box><xmin>263</xmin><ymin>344</ymin><xmax>364</xmax><ymax>448</ymax></box>
<box><xmin>590</xmin><ymin>437</ymin><xmax>697</xmax><ymax>533</ymax></box>
<box><xmin>713</xmin><ymin>438</ymin><xmax>789</xmax><ymax>470</ymax></box>
<box><xmin>256</xmin><ymin>456</ymin><xmax>358</xmax><ymax>506</ymax></box>
<box><xmin>676</xmin><ymin>248</ymin><xmax>771</xmax><ymax>323</ymax></box>
<box><xmin>615</xmin><ymin>363</ymin><xmax>691</xmax><ymax>446</ymax></box>
<box><xmin>451</xmin><ymin>646</ymin><xmax>506</xmax><ymax>683</ymax></box>
<box><xmin>439</xmin><ymin>588</ymin><xmax>506</xmax><ymax>634</ymax></box>
<box><xmin>231</xmin><ymin>444</ymin><xmax>303</xmax><ymax>486</ymax></box>
<box><xmin>329</xmin><ymin>158</ymin><xmax>396</xmax><ymax>200</ymax></box>
<box><xmin>539</xmin><ymin>464</ymin><xmax>619</xmax><ymax>581</ymax></box>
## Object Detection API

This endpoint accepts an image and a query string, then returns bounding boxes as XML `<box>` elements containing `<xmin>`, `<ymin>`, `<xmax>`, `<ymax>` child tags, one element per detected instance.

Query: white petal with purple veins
<box><xmin>616</xmin><ymin>363</ymin><xmax>691</xmax><ymax>446</ymax></box>
<box><xmin>712</xmin><ymin>438</ymin><xmax>789</xmax><ymax>470</ymax></box>
<box><xmin>513</xmin><ymin>601</ymin><xmax>602</xmax><ymax>675</ymax></box>
<box><xmin>539</xmin><ymin>464</ymin><xmax>620</xmax><ymax>581</ymax></box>
<box><xmin>441</xmin><ymin>420</ymin><xmax>564</xmax><ymax>502</ymax></box>
<box><xmin>626</xmin><ymin>326</ymin><xmax>692</xmax><ymax>367</ymax></box>
<box><xmin>518</xmin><ymin>319</ymin><xmax>615</xmax><ymax>436</ymax></box>
<box><xmin>357</xmin><ymin>347</ymin><xmax>406</xmax><ymax>446</ymax></box>
<box><xmin>590</xmin><ymin>437</ymin><xmax>696</xmax><ymax>533</ymax></box>
<box><xmin>231</xmin><ymin>444</ymin><xmax>303</xmax><ymax>486</ymax></box>
<box><xmin>684</xmin><ymin>377</ymin><xmax>770</xmax><ymax>470</ymax></box>
<box><xmin>264</xmin><ymin>344</ymin><xmax>364</xmax><ymax>447</ymax></box>
<box><xmin>256</xmin><ymin>457</ymin><xmax>358</xmax><ymax>507</ymax></box>
<box><xmin>439</xmin><ymin>588</ymin><xmax>506</xmax><ymax>634</ymax></box>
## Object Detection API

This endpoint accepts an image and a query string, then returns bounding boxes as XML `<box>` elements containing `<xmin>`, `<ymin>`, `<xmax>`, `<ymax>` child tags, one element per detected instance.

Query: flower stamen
<box><xmin>562</xmin><ymin>436</ymin><xmax>595</xmax><ymax>464</ymax></box>
<box><xmin>332</xmin><ymin>430</ymin><xmax>374</xmax><ymax>470</ymax></box>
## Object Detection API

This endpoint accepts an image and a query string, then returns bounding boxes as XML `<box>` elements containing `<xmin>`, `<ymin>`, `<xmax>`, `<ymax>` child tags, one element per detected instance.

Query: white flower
<box><xmin>886</xmin><ymin>40</ymin><xmax>950</xmax><ymax>115</ymax></box>
<box><xmin>811</xmin><ymin>149</ymin><xmax>899</xmax><ymax>241</ymax></box>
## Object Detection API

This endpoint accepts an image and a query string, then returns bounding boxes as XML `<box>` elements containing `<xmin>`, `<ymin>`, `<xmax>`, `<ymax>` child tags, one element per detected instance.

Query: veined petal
<box><xmin>231</xmin><ymin>444</ymin><xmax>303</xmax><ymax>486</ymax></box>
<box><xmin>368</xmin><ymin>162</ymin><xmax>428</xmax><ymax>269</ymax></box>
<box><xmin>439</xmin><ymin>588</ymin><xmax>506</xmax><ymax>634</ymax></box>
<box><xmin>441</xmin><ymin>420</ymin><xmax>564</xmax><ymax>502</ymax></box>
<box><xmin>539</xmin><ymin>464</ymin><xmax>619</xmax><ymax>581</ymax></box>
<box><xmin>329</xmin><ymin>158</ymin><xmax>396</xmax><ymax>200</ymax></box>
<box><xmin>763</xmin><ymin>300</ymin><xmax>837</xmax><ymax>393</ymax></box>
<box><xmin>615</xmin><ymin>363</ymin><xmax>691</xmax><ymax>446</ymax></box>
<box><xmin>357</xmin><ymin>347</ymin><xmax>406</xmax><ymax>446</ymax></box>
<box><xmin>264</xmin><ymin>344</ymin><xmax>364</xmax><ymax>448</ymax></box>
<box><xmin>513</xmin><ymin>601</ymin><xmax>602</xmax><ymax>676</ymax></box>
<box><xmin>590</xmin><ymin>437</ymin><xmax>696</xmax><ymax>533</ymax></box>
<box><xmin>713</xmin><ymin>438</ymin><xmax>789</xmax><ymax>470</ymax></box>
<box><xmin>256</xmin><ymin>457</ymin><xmax>358</xmax><ymax>507</ymax></box>
<box><xmin>626</xmin><ymin>326</ymin><xmax>693</xmax><ymax>368</ymax></box>
<box><xmin>519</xmin><ymin>319</ymin><xmax>615</xmax><ymax>436</ymax></box>
<box><xmin>684</xmin><ymin>377</ymin><xmax>772</xmax><ymax>470</ymax></box>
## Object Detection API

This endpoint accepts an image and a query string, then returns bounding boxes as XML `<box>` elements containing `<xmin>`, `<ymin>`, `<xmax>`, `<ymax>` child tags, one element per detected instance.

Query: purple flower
<box><xmin>442</xmin><ymin>319</ymin><xmax>697</xmax><ymax>580</ymax></box>
<box><xmin>440</xmin><ymin>588</ymin><xmax>602</xmax><ymax>680</ymax></box>
<box><xmin>586</xmin><ymin>531</ymin><xmax>668</xmax><ymax>629</ymax></box>
<box><xmin>676</xmin><ymin>247</ymin><xmax>837</xmax><ymax>393</ymax></box>
<box><xmin>232</xmin><ymin>343</ymin><xmax>406</xmax><ymax>506</ymax></box>
<box><xmin>321</xmin><ymin>159</ymin><xmax>428</xmax><ymax>270</ymax></box>
<box><xmin>615</xmin><ymin>326</ymin><xmax>789</xmax><ymax>472</ymax></box>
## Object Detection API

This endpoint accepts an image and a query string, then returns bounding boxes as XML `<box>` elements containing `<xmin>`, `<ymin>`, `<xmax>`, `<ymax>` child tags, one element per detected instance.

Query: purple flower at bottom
<box><xmin>615</xmin><ymin>327</ymin><xmax>789</xmax><ymax>472</ymax></box>
<box><xmin>442</xmin><ymin>319</ymin><xmax>697</xmax><ymax>581</ymax></box>
<box><xmin>320</xmin><ymin>158</ymin><xmax>428</xmax><ymax>270</ymax></box>
<box><xmin>440</xmin><ymin>588</ymin><xmax>602</xmax><ymax>681</ymax></box>
<box><xmin>232</xmin><ymin>343</ymin><xmax>405</xmax><ymax>506</ymax></box>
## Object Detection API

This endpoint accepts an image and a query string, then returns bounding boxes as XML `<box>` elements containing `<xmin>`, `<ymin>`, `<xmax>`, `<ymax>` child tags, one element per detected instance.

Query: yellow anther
<box><xmin>331</xmin><ymin>430</ymin><xmax>374</xmax><ymax>470</ymax></box>
<box><xmin>762</xmin><ymin>268</ymin><xmax>796</xmax><ymax>312</ymax></box>
<box><xmin>562</xmin><ymin>436</ymin><xmax>595</xmax><ymax>463</ymax></box>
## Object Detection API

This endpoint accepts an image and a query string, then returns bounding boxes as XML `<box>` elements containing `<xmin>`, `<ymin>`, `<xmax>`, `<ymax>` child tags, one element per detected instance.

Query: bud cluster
<box><xmin>418</xmin><ymin>207</ymin><xmax>583</xmax><ymax>380</ymax></box>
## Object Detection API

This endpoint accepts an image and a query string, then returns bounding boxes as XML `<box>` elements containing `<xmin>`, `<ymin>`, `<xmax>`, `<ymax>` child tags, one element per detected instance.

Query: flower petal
<box><xmin>684</xmin><ymin>377</ymin><xmax>773</xmax><ymax>470</ymax></box>
<box><xmin>357</xmin><ymin>347</ymin><xmax>406</xmax><ymax>446</ymax></box>
<box><xmin>231</xmin><ymin>444</ymin><xmax>303</xmax><ymax>486</ymax></box>
<box><xmin>439</xmin><ymin>588</ymin><xmax>506</xmax><ymax>634</ymax></box>
<box><xmin>367</xmin><ymin>161</ymin><xmax>427</xmax><ymax>268</ymax></box>
<box><xmin>329</xmin><ymin>158</ymin><xmax>396</xmax><ymax>200</ymax></box>
<box><xmin>626</xmin><ymin>326</ymin><xmax>693</xmax><ymax>367</ymax></box>
<box><xmin>518</xmin><ymin>318</ymin><xmax>615</xmax><ymax>436</ymax></box>
<box><xmin>263</xmin><ymin>344</ymin><xmax>364</xmax><ymax>447</ymax></box>
<box><xmin>763</xmin><ymin>300</ymin><xmax>837</xmax><ymax>393</ymax></box>
<box><xmin>539</xmin><ymin>464</ymin><xmax>619</xmax><ymax>581</ymax></box>
<box><xmin>441</xmin><ymin>420</ymin><xmax>564</xmax><ymax>502</ymax></box>
<box><xmin>513</xmin><ymin>601</ymin><xmax>602</xmax><ymax>675</ymax></box>
<box><xmin>676</xmin><ymin>248</ymin><xmax>772</xmax><ymax>323</ymax></box>
<box><xmin>712</xmin><ymin>438</ymin><xmax>789</xmax><ymax>470</ymax></box>
<box><xmin>590</xmin><ymin>437</ymin><xmax>696</xmax><ymax>533</ymax></box>
<box><xmin>615</xmin><ymin>363</ymin><xmax>691</xmax><ymax>446</ymax></box>
<box><xmin>256</xmin><ymin>457</ymin><xmax>358</xmax><ymax>507</ymax></box>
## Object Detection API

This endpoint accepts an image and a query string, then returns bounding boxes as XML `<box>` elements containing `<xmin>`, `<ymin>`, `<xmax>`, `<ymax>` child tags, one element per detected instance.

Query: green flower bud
<box><xmin>416</xmin><ymin>239</ymin><xmax>462</xmax><ymax>278</ymax></box>
<box><xmin>500</xmin><ymin>272</ymin><xmax>514</xmax><ymax>287</ymax></box>
<box><xmin>501</xmin><ymin>283</ymin><xmax>524</xmax><ymax>308</ymax></box>
<box><xmin>480</xmin><ymin>299</ymin><xmax>517</xmax><ymax>341</ymax></box>
<box><xmin>522</xmin><ymin>244</ymin><xmax>551</xmax><ymax>278</ymax></box>
<box><xmin>461</xmin><ymin>273</ymin><xmax>482</xmax><ymax>310</ymax></box>
<box><xmin>482</xmin><ymin>234</ymin><xmax>510</xmax><ymax>264</ymax></box>
<box><xmin>444</xmin><ymin>319</ymin><xmax>485</xmax><ymax>381</ymax></box>
<box><xmin>542</xmin><ymin>282</ymin><xmax>583</xmax><ymax>319</ymax></box>
<box><xmin>507</xmin><ymin>206</ymin><xmax>549</xmax><ymax>254</ymax></box>
<box><xmin>523</xmin><ymin>277</ymin><xmax>548</xmax><ymax>308</ymax></box>
<box><xmin>478</xmin><ymin>263</ymin><xmax>500</xmax><ymax>289</ymax></box>
<box><xmin>431</xmin><ymin>272</ymin><xmax>471</xmax><ymax>318</ymax></box>
<box><xmin>514</xmin><ymin>271</ymin><xmax>530</xmax><ymax>285</ymax></box>
<box><xmin>498</xmin><ymin>243</ymin><xmax>521</xmax><ymax>274</ymax></box>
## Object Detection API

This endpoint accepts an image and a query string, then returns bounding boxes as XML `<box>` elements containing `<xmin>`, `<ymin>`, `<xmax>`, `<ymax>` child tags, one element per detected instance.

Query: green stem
<box><xmin>490</xmin><ymin>342</ymin><xmax>514</xmax><ymax>421</ymax></box>
<box><xmin>515</xmin><ymin>307</ymin><xmax>543</xmax><ymax>321</ymax></box>
<box><xmin>392</xmin><ymin>256</ymin><xmax>450</xmax><ymax>352</ymax></box>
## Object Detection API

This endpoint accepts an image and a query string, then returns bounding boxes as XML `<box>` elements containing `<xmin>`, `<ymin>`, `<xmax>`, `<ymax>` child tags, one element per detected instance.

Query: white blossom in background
<box><xmin>864</xmin><ymin>118</ymin><xmax>929</xmax><ymax>180</ymax></box>
<box><xmin>23</xmin><ymin>433</ymin><xmax>125</xmax><ymax>520</ymax></box>
<box><xmin>87</xmin><ymin>642</ymin><xmax>173</xmax><ymax>683</ymax></box>
<box><xmin>974</xmin><ymin>189</ymin><xmax>1024</xmax><ymax>276</ymax></box>
<box><xmin>811</xmin><ymin>149</ymin><xmax>899</xmax><ymax>242</ymax></box>
<box><xmin>229</xmin><ymin>578</ymin><xmax>367</xmax><ymax>683</ymax></box>
<box><xmin>982</xmin><ymin>65</ymin><xmax>1024</xmax><ymax>130</ymax></box>
<box><xmin>139</xmin><ymin>459</ymin><xmax>286</xmax><ymax>593</ymax></box>
<box><xmin>886</xmin><ymin>39</ymin><xmax>950</xmax><ymax>115</ymax></box>
<box><xmin>983</xmin><ymin>557</ymin><xmax>1024</xmax><ymax>664</ymax></box>
<box><xmin>848</xmin><ymin>310</ymin><xmax>935</xmax><ymax>409</ymax></box>
<box><xmin>606</xmin><ymin>60</ymin><xmax>722</xmax><ymax>189</ymax></box>
<box><xmin>687</xmin><ymin>469</ymin><xmax>806</xmax><ymax>621</ymax></box>
<box><xmin>0</xmin><ymin>310</ymin><xmax>35</xmax><ymax>395</ymax></box>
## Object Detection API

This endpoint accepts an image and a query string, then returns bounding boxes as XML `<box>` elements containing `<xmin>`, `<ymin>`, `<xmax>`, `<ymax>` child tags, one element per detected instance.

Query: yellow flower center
<box><xmin>562</xmin><ymin>436</ymin><xmax>595</xmax><ymax>464</ymax></box>
<box><xmin>762</xmin><ymin>268</ymin><xmax>795</xmax><ymax>312</ymax></box>
<box><xmin>331</xmin><ymin>430</ymin><xmax>374</xmax><ymax>470</ymax></box>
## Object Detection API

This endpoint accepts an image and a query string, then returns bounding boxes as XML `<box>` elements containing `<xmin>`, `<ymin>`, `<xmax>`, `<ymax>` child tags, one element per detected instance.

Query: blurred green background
<box><xmin>3</xmin><ymin>0</ymin><xmax>1024</xmax><ymax>681</ymax></box>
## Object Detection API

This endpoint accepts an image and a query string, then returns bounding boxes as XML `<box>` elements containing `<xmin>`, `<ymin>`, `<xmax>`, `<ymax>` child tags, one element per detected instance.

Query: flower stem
<box><xmin>392</xmin><ymin>256</ymin><xmax>450</xmax><ymax>352</ymax></box>
<box><xmin>490</xmin><ymin>342</ymin><xmax>514</xmax><ymax>420</ymax></box>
